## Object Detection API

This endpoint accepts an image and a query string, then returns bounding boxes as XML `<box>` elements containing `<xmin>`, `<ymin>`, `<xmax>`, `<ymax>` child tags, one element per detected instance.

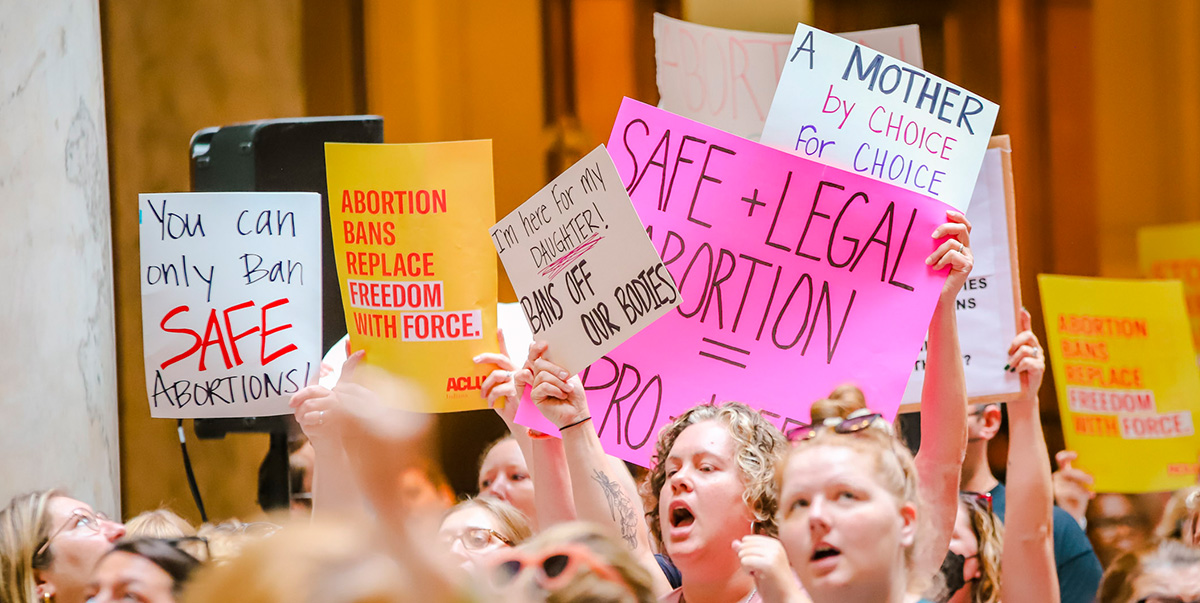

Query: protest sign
<box><xmin>516</xmin><ymin>98</ymin><xmax>955</xmax><ymax>466</ymax></box>
<box><xmin>1040</xmin><ymin>275</ymin><xmax>1200</xmax><ymax>492</ymax></box>
<box><xmin>325</xmin><ymin>141</ymin><xmax>498</xmax><ymax>412</ymax></box>
<box><xmin>1138</xmin><ymin>221</ymin><xmax>1200</xmax><ymax>363</ymax></box>
<box><xmin>760</xmin><ymin>23</ymin><xmax>998</xmax><ymax>212</ymax></box>
<box><xmin>655</xmin><ymin>14</ymin><xmax>922</xmax><ymax>141</ymax></box>
<box><xmin>139</xmin><ymin>192</ymin><xmax>322</xmax><ymax>419</ymax></box>
<box><xmin>491</xmin><ymin>146</ymin><xmax>681</xmax><ymax>375</ymax></box>
<box><xmin>901</xmin><ymin>136</ymin><xmax>1022</xmax><ymax>407</ymax></box>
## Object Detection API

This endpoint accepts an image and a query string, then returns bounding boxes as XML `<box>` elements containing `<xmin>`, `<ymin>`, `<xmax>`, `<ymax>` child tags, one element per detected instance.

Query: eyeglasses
<box><xmin>963</xmin><ymin>491</ymin><xmax>994</xmax><ymax>514</ymax></box>
<box><xmin>35</xmin><ymin>508</ymin><xmax>112</xmax><ymax>559</ymax></box>
<box><xmin>1136</xmin><ymin>597</ymin><xmax>1200</xmax><ymax>603</ymax></box>
<box><xmin>489</xmin><ymin>544</ymin><xmax>627</xmax><ymax>592</ymax></box>
<box><xmin>208</xmin><ymin>521</ymin><xmax>282</xmax><ymax>538</ymax></box>
<box><xmin>787</xmin><ymin>412</ymin><xmax>885</xmax><ymax>442</ymax></box>
<box><xmin>444</xmin><ymin>527</ymin><xmax>513</xmax><ymax>551</ymax></box>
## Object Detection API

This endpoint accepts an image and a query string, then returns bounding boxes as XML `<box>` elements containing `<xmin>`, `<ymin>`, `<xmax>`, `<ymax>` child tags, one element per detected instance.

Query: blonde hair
<box><xmin>1154</xmin><ymin>486</ymin><xmax>1200</xmax><ymax>542</ymax></box>
<box><xmin>443</xmin><ymin>497</ymin><xmax>532</xmax><ymax>545</ymax></box>
<box><xmin>183</xmin><ymin>520</ymin><xmax>470</xmax><ymax>603</ymax></box>
<box><xmin>1098</xmin><ymin>538</ymin><xmax>1200</xmax><ymax>603</ymax></box>
<box><xmin>779</xmin><ymin>426</ymin><xmax>922</xmax><ymax>573</ymax></box>
<box><xmin>194</xmin><ymin>520</ymin><xmax>277</xmax><ymax>565</ymax></box>
<box><xmin>0</xmin><ymin>490</ymin><xmax>60</xmax><ymax>603</ymax></box>
<box><xmin>959</xmin><ymin>493</ymin><xmax>1003</xmax><ymax>603</ymax></box>
<box><xmin>642</xmin><ymin>402</ymin><xmax>788</xmax><ymax>551</ymax></box>
<box><xmin>126</xmin><ymin>509</ymin><xmax>196</xmax><ymax>539</ymax></box>
<box><xmin>517</xmin><ymin>522</ymin><xmax>656</xmax><ymax>603</ymax></box>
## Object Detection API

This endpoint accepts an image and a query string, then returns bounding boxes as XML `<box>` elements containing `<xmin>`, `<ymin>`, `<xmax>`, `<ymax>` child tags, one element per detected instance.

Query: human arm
<box><xmin>290</xmin><ymin>352</ymin><xmax>370</xmax><ymax>519</ymax></box>
<box><xmin>999</xmin><ymin>309</ymin><xmax>1060</xmax><ymax>603</ymax></box>
<box><xmin>1052</xmin><ymin>450</ymin><xmax>1094</xmax><ymax>527</ymax></box>
<box><xmin>524</xmin><ymin>347</ymin><xmax>673</xmax><ymax>597</ymax></box>
<box><xmin>911</xmin><ymin>210</ymin><xmax>972</xmax><ymax>583</ymax></box>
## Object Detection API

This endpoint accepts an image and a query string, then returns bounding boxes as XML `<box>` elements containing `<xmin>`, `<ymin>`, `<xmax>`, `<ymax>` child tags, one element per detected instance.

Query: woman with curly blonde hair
<box><xmin>926</xmin><ymin>492</ymin><xmax>1003</xmax><ymax>603</ymax></box>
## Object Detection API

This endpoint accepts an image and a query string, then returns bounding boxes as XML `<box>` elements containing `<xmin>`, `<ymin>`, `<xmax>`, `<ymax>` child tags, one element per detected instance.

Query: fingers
<box><xmin>532</xmin><ymin>367</ymin><xmax>574</xmax><ymax>393</ymax></box>
<box><xmin>531</xmin><ymin>381</ymin><xmax>570</xmax><ymax>403</ymax></box>
<box><xmin>1058</xmin><ymin>467</ymin><xmax>1096</xmax><ymax>488</ymax></box>
<box><xmin>930</xmin><ymin>221</ymin><xmax>970</xmax><ymax>243</ymax></box>
<box><xmin>497</xmin><ymin>327</ymin><xmax>508</xmax><ymax>357</ymax></box>
<box><xmin>1019</xmin><ymin>307</ymin><xmax>1033</xmax><ymax>332</ymax></box>
<box><xmin>928</xmin><ymin>241</ymin><xmax>973</xmax><ymax>272</ymax></box>
<box><xmin>480</xmin><ymin>369</ymin><xmax>513</xmax><ymax>399</ymax></box>
<box><xmin>486</xmin><ymin>383</ymin><xmax>516</xmax><ymax>410</ymax></box>
<box><xmin>525</xmin><ymin>341</ymin><xmax>549</xmax><ymax>366</ymax></box>
<box><xmin>532</xmin><ymin>357</ymin><xmax>573</xmax><ymax>386</ymax></box>
<box><xmin>290</xmin><ymin>385</ymin><xmax>331</xmax><ymax>408</ymax></box>
<box><xmin>1007</xmin><ymin>344</ymin><xmax>1041</xmax><ymax>371</ymax></box>
<box><xmin>1056</xmin><ymin>450</ymin><xmax>1078</xmax><ymax>469</ymax></box>
<box><xmin>1008</xmin><ymin>330</ymin><xmax>1039</xmax><ymax>355</ymax></box>
<box><xmin>474</xmin><ymin>352</ymin><xmax>516</xmax><ymax>372</ymax></box>
<box><xmin>338</xmin><ymin>349</ymin><xmax>366</xmax><ymax>386</ymax></box>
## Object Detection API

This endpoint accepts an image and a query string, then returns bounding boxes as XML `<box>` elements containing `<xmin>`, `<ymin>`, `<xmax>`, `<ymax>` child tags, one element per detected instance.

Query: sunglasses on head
<box><xmin>489</xmin><ymin>543</ymin><xmax>628</xmax><ymax>593</ymax></box>
<box><xmin>787</xmin><ymin>412</ymin><xmax>885</xmax><ymax>442</ymax></box>
<box><xmin>963</xmin><ymin>491</ymin><xmax>994</xmax><ymax>514</ymax></box>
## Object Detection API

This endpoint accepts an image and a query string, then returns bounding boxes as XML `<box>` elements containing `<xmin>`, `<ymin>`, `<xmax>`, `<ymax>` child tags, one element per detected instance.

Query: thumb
<box><xmin>497</xmin><ymin>327</ymin><xmax>508</xmax><ymax>357</ymax></box>
<box><xmin>339</xmin><ymin>349</ymin><xmax>366</xmax><ymax>386</ymax></box>
<box><xmin>1056</xmin><ymin>449</ymin><xmax>1077</xmax><ymax>470</ymax></box>
<box><xmin>1019</xmin><ymin>307</ymin><xmax>1033</xmax><ymax>332</ymax></box>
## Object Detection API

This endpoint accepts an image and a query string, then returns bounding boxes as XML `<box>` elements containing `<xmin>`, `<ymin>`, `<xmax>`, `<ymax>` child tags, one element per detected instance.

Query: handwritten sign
<box><xmin>1138</xmin><ymin>221</ymin><xmax>1200</xmax><ymax>364</ymax></box>
<box><xmin>901</xmin><ymin>137</ymin><xmax>1022</xmax><ymax>406</ymax></box>
<box><xmin>138</xmin><ymin>192</ymin><xmax>322</xmax><ymax>419</ymax></box>
<box><xmin>325</xmin><ymin>141</ymin><xmax>498</xmax><ymax>412</ymax></box>
<box><xmin>655</xmin><ymin>14</ymin><xmax>923</xmax><ymax>141</ymax></box>
<box><xmin>1040</xmin><ymin>275</ymin><xmax>1200</xmax><ymax>492</ymax></box>
<box><xmin>516</xmin><ymin>98</ymin><xmax>954</xmax><ymax>466</ymax></box>
<box><xmin>760</xmin><ymin>23</ymin><xmax>998</xmax><ymax>212</ymax></box>
<box><xmin>491</xmin><ymin>146</ymin><xmax>680</xmax><ymax>375</ymax></box>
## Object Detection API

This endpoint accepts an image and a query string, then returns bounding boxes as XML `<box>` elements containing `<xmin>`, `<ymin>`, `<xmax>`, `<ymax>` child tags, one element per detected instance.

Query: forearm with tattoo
<box><xmin>591</xmin><ymin>469</ymin><xmax>639</xmax><ymax>549</ymax></box>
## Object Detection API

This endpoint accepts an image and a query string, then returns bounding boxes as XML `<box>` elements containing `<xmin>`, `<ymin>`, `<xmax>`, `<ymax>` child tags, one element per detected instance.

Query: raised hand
<box><xmin>523</xmin><ymin>344</ymin><xmax>588</xmax><ymax>430</ymax></box>
<box><xmin>735</xmin><ymin>535</ymin><xmax>808</xmax><ymax>603</ymax></box>
<box><xmin>1052</xmin><ymin>450</ymin><xmax>1094</xmax><ymax>525</ymax></box>
<box><xmin>1007</xmin><ymin>308</ymin><xmax>1046</xmax><ymax>398</ymax></box>
<box><xmin>927</xmin><ymin>209</ymin><xmax>974</xmax><ymax>298</ymax></box>
<box><xmin>474</xmin><ymin>328</ymin><xmax>520</xmax><ymax>426</ymax></box>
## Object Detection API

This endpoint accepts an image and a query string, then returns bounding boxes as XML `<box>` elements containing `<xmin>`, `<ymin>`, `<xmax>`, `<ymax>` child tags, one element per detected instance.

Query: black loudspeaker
<box><xmin>187</xmin><ymin>116</ymin><xmax>383</xmax><ymax>509</ymax></box>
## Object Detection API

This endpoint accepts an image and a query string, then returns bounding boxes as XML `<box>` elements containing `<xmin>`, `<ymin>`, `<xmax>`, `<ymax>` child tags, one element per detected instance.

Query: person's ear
<box><xmin>34</xmin><ymin>572</ymin><xmax>55</xmax><ymax>600</ymax></box>
<box><xmin>899</xmin><ymin>503</ymin><xmax>918</xmax><ymax>548</ymax></box>
<box><xmin>980</xmin><ymin>405</ymin><xmax>1003</xmax><ymax>440</ymax></box>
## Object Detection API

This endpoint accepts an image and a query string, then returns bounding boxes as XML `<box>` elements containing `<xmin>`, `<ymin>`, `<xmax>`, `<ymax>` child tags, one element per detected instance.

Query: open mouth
<box><xmin>811</xmin><ymin>544</ymin><xmax>840</xmax><ymax>561</ymax></box>
<box><xmin>669</xmin><ymin>507</ymin><xmax>695</xmax><ymax>528</ymax></box>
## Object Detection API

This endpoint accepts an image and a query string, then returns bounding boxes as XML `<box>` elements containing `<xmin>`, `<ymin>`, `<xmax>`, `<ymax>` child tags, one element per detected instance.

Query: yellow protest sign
<box><xmin>1039</xmin><ymin>275</ymin><xmax>1200</xmax><ymax>492</ymax></box>
<box><xmin>1138</xmin><ymin>221</ymin><xmax>1200</xmax><ymax>363</ymax></box>
<box><xmin>325</xmin><ymin>141</ymin><xmax>498</xmax><ymax>412</ymax></box>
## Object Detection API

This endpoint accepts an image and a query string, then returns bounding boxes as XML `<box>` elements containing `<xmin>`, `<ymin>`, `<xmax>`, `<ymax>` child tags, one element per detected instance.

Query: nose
<box><xmin>101</xmin><ymin>519</ymin><xmax>126</xmax><ymax>542</ymax></box>
<box><xmin>488</xmin><ymin>477</ymin><xmax>511</xmax><ymax>500</ymax></box>
<box><xmin>808</xmin><ymin>497</ymin><xmax>830</xmax><ymax>535</ymax></box>
<box><xmin>668</xmin><ymin>467</ymin><xmax>693</xmax><ymax>495</ymax></box>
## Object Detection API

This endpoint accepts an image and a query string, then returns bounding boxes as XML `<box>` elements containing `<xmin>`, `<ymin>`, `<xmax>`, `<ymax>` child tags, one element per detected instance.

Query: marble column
<box><xmin>0</xmin><ymin>1</ymin><xmax>120</xmax><ymax>515</ymax></box>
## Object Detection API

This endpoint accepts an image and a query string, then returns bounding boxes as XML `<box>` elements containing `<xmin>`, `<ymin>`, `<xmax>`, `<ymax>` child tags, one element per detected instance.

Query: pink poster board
<box><xmin>517</xmin><ymin>98</ymin><xmax>954</xmax><ymax>467</ymax></box>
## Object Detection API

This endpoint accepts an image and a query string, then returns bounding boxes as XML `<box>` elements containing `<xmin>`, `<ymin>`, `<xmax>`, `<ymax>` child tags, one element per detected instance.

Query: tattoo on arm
<box><xmin>591</xmin><ymin>469</ymin><xmax>639</xmax><ymax>550</ymax></box>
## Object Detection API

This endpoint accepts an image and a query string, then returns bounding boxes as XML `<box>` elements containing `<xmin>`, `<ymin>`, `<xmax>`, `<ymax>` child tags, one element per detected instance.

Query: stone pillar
<box><xmin>0</xmin><ymin>1</ymin><xmax>120</xmax><ymax>515</ymax></box>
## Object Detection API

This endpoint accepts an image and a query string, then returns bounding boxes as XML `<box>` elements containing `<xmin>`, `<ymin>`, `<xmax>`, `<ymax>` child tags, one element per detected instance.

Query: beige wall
<box><xmin>103</xmin><ymin>0</ymin><xmax>305</xmax><ymax>522</ymax></box>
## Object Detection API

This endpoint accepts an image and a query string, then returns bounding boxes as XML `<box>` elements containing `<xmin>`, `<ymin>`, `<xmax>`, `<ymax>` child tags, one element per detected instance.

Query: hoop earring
<box><xmin>42</xmin><ymin>593</ymin><xmax>53</xmax><ymax>603</ymax></box>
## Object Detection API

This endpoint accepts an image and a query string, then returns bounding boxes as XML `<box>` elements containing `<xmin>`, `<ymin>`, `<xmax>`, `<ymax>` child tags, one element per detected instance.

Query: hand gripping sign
<box><xmin>139</xmin><ymin>192</ymin><xmax>322</xmax><ymax>419</ymax></box>
<box><xmin>761</xmin><ymin>23</ymin><xmax>998</xmax><ymax>212</ymax></box>
<box><xmin>516</xmin><ymin>98</ymin><xmax>956</xmax><ymax>467</ymax></box>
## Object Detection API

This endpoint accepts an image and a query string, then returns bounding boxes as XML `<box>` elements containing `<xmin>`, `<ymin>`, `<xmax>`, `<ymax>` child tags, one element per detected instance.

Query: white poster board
<box><xmin>139</xmin><ymin>192</ymin><xmax>322</xmax><ymax>418</ymax></box>
<box><xmin>760</xmin><ymin>23</ymin><xmax>998</xmax><ymax>212</ymax></box>
<box><xmin>901</xmin><ymin>137</ymin><xmax>1022</xmax><ymax>407</ymax></box>
<box><xmin>655</xmin><ymin>14</ymin><xmax>922</xmax><ymax>141</ymax></box>
<box><xmin>490</xmin><ymin>145</ymin><xmax>681</xmax><ymax>375</ymax></box>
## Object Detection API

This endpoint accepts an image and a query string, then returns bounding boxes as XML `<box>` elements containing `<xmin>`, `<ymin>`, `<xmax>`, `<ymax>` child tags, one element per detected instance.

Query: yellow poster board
<box><xmin>325</xmin><ymin>141</ymin><xmax>498</xmax><ymax>412</ymax></box>
<box><xmin>1138</xmin><ymin>221</ymin><xmax>1200</xmax><ymax>363</ymax></box>
<box><xmin>1039</xmin><ymin>274</ymin><xmax>1200</xmax><ymax>492</ymax></box>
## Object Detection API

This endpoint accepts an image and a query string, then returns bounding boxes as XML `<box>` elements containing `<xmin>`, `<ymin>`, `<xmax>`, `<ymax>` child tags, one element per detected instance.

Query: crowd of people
<box><xmin>4</xmin><ymin>213</ymin><xmax>1199</xmax><ymax>602</ymax></box>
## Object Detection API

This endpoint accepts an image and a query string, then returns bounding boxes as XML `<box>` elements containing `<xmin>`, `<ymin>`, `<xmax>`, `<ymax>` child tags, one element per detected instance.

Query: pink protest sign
<box><xmin>517</xmin><ymin>98</ymin><xmax>953</xmax><ymax>466</ymax></box>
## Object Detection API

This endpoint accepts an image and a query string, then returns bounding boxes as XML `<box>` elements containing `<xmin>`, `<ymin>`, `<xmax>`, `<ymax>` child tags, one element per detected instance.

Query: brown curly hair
<box><xmin>640</xmin><ymin>402</ymin><xmax>787</xmax><ymax>552</ymax></box>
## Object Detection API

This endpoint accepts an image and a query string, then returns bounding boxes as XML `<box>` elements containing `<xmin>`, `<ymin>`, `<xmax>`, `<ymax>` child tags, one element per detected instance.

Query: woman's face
<box><xmin>439</xmin><ymin>506</ymin><xmax>511</xmax><ymax>572</ymax></box>
<box><xmin>478</xmin><ymin>439</ymin><xmax>536</xmax><ymax>522</ymax></box>
<box><xmin>84</xmin><ymin>551</ymin><xmax>177</xmax><ymax>603</ymax></box>
<box><xmin>38</xmin><ymin>497</ymin><xmax>126</xmax><ymax>603</ymax></box>
<box><xmin>945</xmin><ymin>502</ymin><xmax>981</xmax><ymax>603</ymax></box>
<box><xmin>657</xmin><ymin>420</ymin><xmax>756</xmax><ymax>569</ymax></box>
<box><xmin>1129</xmin><ymin>563</ymin><xmax>1200</xmax><ymax>602</ymax></box>
<box><xmin>777</xmin><ymin>445</ymin><xmax>915</xmax><ymax>598</ymax></box>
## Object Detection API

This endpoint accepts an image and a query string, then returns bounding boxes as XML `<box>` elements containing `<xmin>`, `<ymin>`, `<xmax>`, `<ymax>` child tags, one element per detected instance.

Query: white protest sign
<box><xmin>139</xmin><ymin>192</ymin><xmax>322</xmax><ymax>418</ymax></box>
<box><xmin>655</xmin><ymin>14</ymin><xmax>922</xmax><ymax>141</ymax></box>
<box><xmin>761</xmin><ymin>23</ymin><xmax>998</xmax><ymax>212</ymax></box>
<box><xmin>901</xmin><ymin>138</ymin><xmax>1022</xmax><ymax>406</ymax></box>
<box><xmin>490</xmin><ymin>145</ymin><xmax>681</xmax><ymax>375</ymax></box>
